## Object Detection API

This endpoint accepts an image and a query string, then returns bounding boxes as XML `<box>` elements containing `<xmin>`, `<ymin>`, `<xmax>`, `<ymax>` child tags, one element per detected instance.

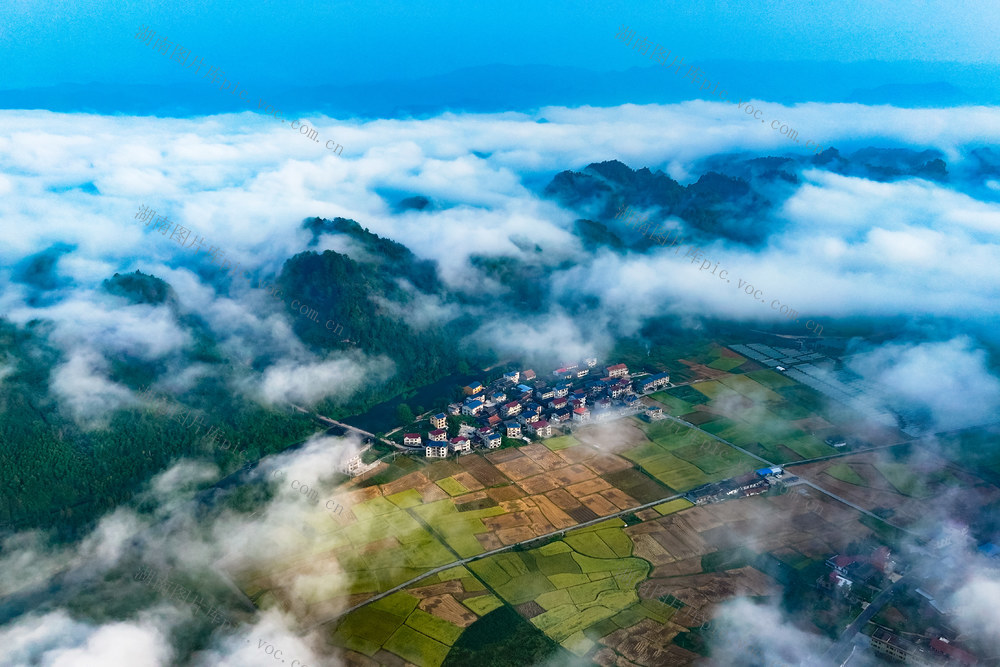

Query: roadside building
<box><xmin>403</xmin><ymin>433</ymin><xmax>422</xmax><ymax>447</ymax></box>
<box><xmin>430</xmin><ymin>412</ymin><xmax>448</xmax><ymax>429</ymax></box>
<box><xmin>502</xmin><ymin>401</ymin><xmax>522</xmax><ymax>417</ymax></box>
<box><xmin>338</xmin><ymin>452</ymin><xmax>365</xmax><ymax>477</ymax></box>
<box><xmin>519</xmin><ymin>410</ymin><xmax>540</xmax><ymax>425</ymax></box>
<box><xmin>425</xmin><ymin>444</ymin><xmax>449</xmax><ymax>458</ymax></box>
<box><xmin>552</xmin><ymin>408</ymin><xmax>572</xmax><ymax>423</ymax></box>
<box><xmin>535</xmin><ymin>385</ymin><xmax>555</xmax><ymax>401</ymax></box>
<box><xmin>606</xmin><ymin>363</ymin><xmax>629</xmax><ymax>378</ymax></box>
<box><xmin>635</xmin><ymin>372</ymin><xmax>670</xmax><ymax>393</ymax></box>
<box><xmin>462</xmin><ymin>382</ymin><xmax>484</xmax><ymax>396</ymax></box>
<box><xmin>930</xmin><ymin>638</ymin><xmax>978</xmax><ymax>665</ymax></box>
<box><xmin>462</xmin><ymin>399</ymin><xmax>484</xmax><ymax>416</ymax></box>
<box><xmin>870</xmin><ymin>628</ymin><xmax>931</xmax><ymax>664</ymax></box>
<box><xmin>449</xmin><ymin>436</ymin><xmax>471</xmax><ymax>454</ymax></box>
<box><xmin>531</xmin><ymin>420</ymin><xmax>552</xmax><ymax>438</ymax></box>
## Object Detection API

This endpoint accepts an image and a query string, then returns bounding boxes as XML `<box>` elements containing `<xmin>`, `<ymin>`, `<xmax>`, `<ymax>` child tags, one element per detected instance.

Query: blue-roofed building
<box><xmin>636</xmin><ymin>372</ymin><xmax>671</xmax><ymax>393</ymax></box>
<box><xmin>463</xmin><ymin>382</ymin><xmax>484</xmax><ymax>396</ymax></box>
<box><xmin>462</xmin><ymin>399</ymin><xmax>484</xmax><ymax>416</ymax></box>
<box><xmin>756</xmin><ymin>467</ymin><xmax>783</xmax><ymax>476</ymax></box>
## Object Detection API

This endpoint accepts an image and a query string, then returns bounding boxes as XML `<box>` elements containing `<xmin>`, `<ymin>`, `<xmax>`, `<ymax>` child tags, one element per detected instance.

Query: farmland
<box><xmin>234</xmin><ymin>344</ymin><xmax>962</xmax><ymax>666</ymax></box>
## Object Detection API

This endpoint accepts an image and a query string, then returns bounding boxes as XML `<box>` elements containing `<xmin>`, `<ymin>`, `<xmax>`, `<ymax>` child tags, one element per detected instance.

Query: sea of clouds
<box><xmin>1</xmin><ymin>101</ymin><xmax>999</xmax><ymax>665</ymax></box>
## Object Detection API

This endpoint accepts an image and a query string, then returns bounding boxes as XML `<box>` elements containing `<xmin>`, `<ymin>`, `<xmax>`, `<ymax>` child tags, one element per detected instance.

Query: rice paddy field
<box><xmin>641</xmin><ymin>358</ymin><xmax>904</xmax><ymax>465</ymax></box>
<box><xmin>235</xmin><ymin>343</ymin><xmax>951</xmax><ymax>666</ymax></box>
<box><xmin>325</xmin><ymin>482</ymin><xmax>876</xmax><ymax>666</ymax></box>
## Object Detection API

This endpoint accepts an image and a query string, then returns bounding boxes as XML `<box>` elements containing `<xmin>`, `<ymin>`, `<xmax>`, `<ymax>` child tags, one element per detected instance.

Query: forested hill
<box><xmin>0</xmin><ymin>222</ymin><xmax>489</xmax><ymax>536</ymax></box>
<box><xmin>543</xmin><ymin>148</ymin><xmax>965</xmax><ymax>250</ymax></box>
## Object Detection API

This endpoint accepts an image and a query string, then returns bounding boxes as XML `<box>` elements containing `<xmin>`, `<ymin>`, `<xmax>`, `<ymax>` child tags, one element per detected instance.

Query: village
<box><xmin>388</xmin><ymin>359</ymin><xmax>671</xmax><ymax>458</ymax></box>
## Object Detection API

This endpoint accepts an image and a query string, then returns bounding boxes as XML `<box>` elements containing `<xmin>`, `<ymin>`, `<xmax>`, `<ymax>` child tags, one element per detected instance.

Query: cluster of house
<box><xmin>821</xmin><ymin>547</ymin><xmax>981</xmax><ymax>665</ymax></box>
<box><xmin>870</xmin><ymin>628</ymin><xmax>979</xmax><ymax>665</ymax></box>
<box><xmin>822</xmin><ymin>547</ymin><xmax>894</xmax><ymax>597</ymax></box>
<box><xmin>685</xmin><ymin>467</ymin><xmax>785</xmax><ymax>505</ymax></box>
<box><xmin>401</xmin><ymin>360</ymin><xmax>671</xmax><ymax>458</ymax></box>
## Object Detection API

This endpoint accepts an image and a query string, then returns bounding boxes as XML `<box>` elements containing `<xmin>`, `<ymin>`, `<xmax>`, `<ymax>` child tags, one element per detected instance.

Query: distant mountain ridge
<box><xmin>2</xmin><ymin>61</ymin><xmax>997</xmax><ymax>118</ymax></box>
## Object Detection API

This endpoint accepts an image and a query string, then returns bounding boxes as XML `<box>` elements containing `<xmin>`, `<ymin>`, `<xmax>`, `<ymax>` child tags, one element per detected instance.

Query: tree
<box><xmin>395</xmin><ymin>403</ymin><xmax>415</xmax><ymax>426</ymax></box>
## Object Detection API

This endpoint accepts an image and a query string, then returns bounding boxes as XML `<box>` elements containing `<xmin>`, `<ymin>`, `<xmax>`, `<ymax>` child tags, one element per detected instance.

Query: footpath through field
<box><xmin>306</xmin><ymin>490</ymin><xmax>686</xmax><ymax>631</ymax></box>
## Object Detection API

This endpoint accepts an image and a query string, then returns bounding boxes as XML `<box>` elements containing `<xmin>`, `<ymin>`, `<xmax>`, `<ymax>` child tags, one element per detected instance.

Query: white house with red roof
<box><xmin>403</xmin><ymin>433</ymin><xmax>422</xmax><ymax>447</ymax></box>
<box><xmin>606</xmin><ymin>363</ymin><xmax>629</xmax><ymax>378</ymax></box>
<box><xmin>449</xmin><ymin>436</ymin><xmax>471</xmax><ymax>454</ymax></box>
<box><xmin>530</xmin><ymin>420</ymin><xmax>552</xmax><ymax>438</ymax></box>
<box><xmin>502</xmin><ymin>400</ymin><xmax>522</xmax><ymax>417</ymax></box>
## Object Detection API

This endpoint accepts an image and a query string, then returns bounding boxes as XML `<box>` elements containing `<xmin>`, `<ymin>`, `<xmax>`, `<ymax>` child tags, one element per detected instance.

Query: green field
<box><xmin>716</xmin><ymin>374</ymin><xmax>784</xmax><ymax>401</ymax></box>
<box><xmin>411</xmin><ymin>498</ymin><xmax>507</xmax><ymax>557</ymax></box>
<box><xmin>463</xmin><ymin>594</ymin><xmax>504</xmax><ymax>616</ymax></box>
<box><xmin>706</xmin><ymin>355</ymin><xmax>747</xmax><ymax>371</ymax></box>
<box><xmin>437</xmin><ymin>476</ymin><xmax>471</xmax><ymax>496</ymax></box>
<box><xmin>466</xmin><ymin>523</ymin><xmax>653</xmax><ymax>647</ymax></box>
<box><xmin>825</xmin><ymin>463</ymin><xmax>867</xmax><ymax>486</ymax></box>
<box><xmin>648</xmin><ymin>391</ymin><xmax>696</xmax><ymax>415</ymax></box>
<box><xmin>661</xmin><ymin>385</ymin><xmax>712</xmax><ymax>406</ymax></box>
<box><xmin>654</xmin><ymin>498</ymin><xmax>693</xmax><ymax>515</ymax></box>
<box><xmin>543</xmin><ymin>435</ymin><xmax>580</xmax><ymax>451</ymax></box>
<box><xmin>384</xmin><ymin>624</ymin><xmax>451</xmax><ymax>667</ymax></box>
<box><xmin>874</xmin><ymin>462</ymin><xmax>934</xmax><ymax>498</ymax></box>
<box><xmin>745</xmin><ymin>369</ymin><xmax>798</xmax><ymax>390</ymax></box>
<box><xmin>406</xmin><ymin>608</ymin><xmax>465</xmax><ymax>646</ymax></box>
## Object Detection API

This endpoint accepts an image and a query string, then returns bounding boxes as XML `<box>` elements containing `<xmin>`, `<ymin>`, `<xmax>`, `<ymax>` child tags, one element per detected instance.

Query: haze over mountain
<box><xmin>4</xmin><ymin>60</ymin><xmax>999</xmax><ymax>117</ymax></box>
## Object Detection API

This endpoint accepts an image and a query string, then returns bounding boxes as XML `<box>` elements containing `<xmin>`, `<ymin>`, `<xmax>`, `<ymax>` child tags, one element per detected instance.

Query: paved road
<box><xmin>299</xmin><ymin>393</ymin><xmax>919</xmax><ymax>634</ymax></box>
<box><xmin>290</xmin><ymin>404</ymin><xmax>402</xmax><ymax>450</ymax></box>
<box><xmin>305</xmin><ymin>491</ymin><xmax>685</xmax><ymax>631</ymax></box>
<box><xmin>783</xmin><ymin>442</ymin><xmax>910</xmax><ymax>467</ymax></box>
<box><xmin>657</xmin><ymin>414</ymin><xmax>916</xmax><ymax>538</ymax></box>
<box><xmin>820</xmin><ymin>572</ymin><xmax>917</xmax><ymax>666</ymax></box>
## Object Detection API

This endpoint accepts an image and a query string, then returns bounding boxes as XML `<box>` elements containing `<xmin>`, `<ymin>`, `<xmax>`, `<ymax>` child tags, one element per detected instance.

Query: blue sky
<box><xmin>2</xmin><ymin>0</ymin><xmax>998</xmax><ymax>89</ymax></box>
